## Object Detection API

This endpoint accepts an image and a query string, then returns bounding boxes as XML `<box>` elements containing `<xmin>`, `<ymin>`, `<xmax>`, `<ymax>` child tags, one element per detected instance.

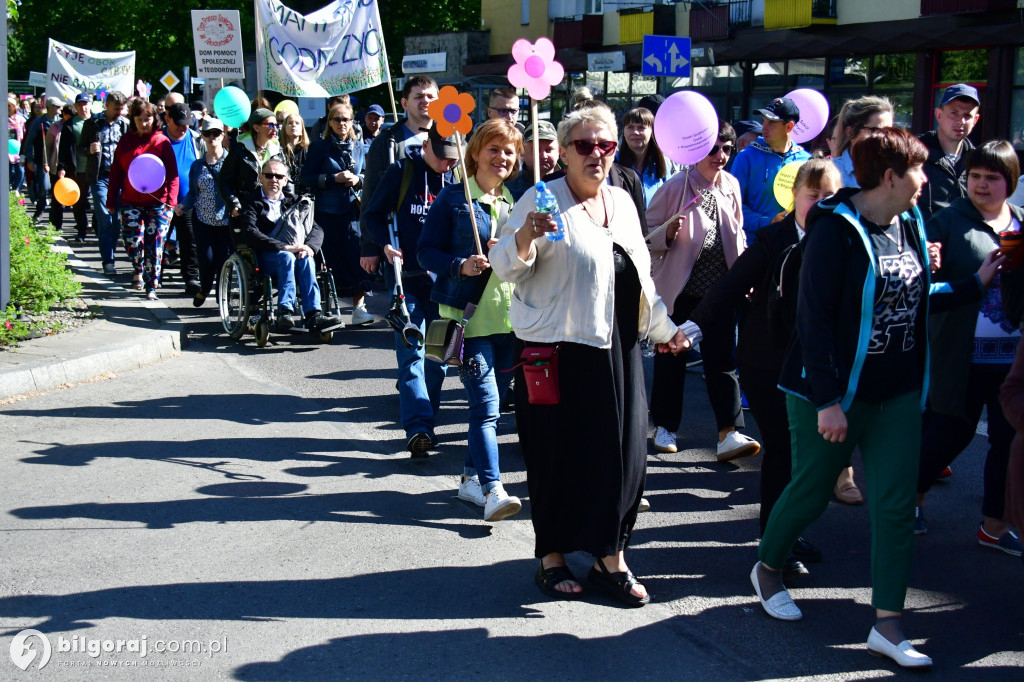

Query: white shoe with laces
<box><xmin>484</xmin><ymin>483</ymin><xmax>521</xmax><ymax>522</ymax></box>
<box><xmin>717</xmin><ymin>430</ymin><xmax>761</xmax><ymax>462</ymax></box>
<box><xmin>457</xmin><ymin>475</ymin><xmax>486</xmax><ymax>508</ymax></box>
<box><xmin>652</xmin><ymin>426</ymin><xmax>677</xmax><ymax>453</ymax></box>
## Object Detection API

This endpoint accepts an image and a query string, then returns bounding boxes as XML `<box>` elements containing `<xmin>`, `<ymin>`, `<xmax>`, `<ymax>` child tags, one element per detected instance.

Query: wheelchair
<box><xmin>217</xmin><ymin>240</ymin><xmax>345</xmax><ymax>347</ymax></box>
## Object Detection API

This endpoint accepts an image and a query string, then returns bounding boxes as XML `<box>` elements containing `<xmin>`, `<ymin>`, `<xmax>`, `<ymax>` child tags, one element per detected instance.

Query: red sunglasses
<box><xmin>571</xmin><ymin>139</ymin><xmax>618</xmax><ymax>157</ymax></box>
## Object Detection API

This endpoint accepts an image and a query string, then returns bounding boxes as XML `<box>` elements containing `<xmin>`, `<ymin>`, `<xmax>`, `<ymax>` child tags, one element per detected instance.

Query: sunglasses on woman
<box><xmin>571</xmin><ymin>139</ymin><xmax>618</xmax><ymax>157</ymax></box>
<box><xmin>260</xmin><ymin>121</ymin><xmax>277</xmax><ymax>130</ymax></box>
<box><xmin>709</xmin><ymin>143</ymin><xmax>735</xmax><ymax>156</ymax></box>
<box><xmin>331</xmin><ymin>117</ymin><xmax>353</xmax><ymax>124</ymax></box>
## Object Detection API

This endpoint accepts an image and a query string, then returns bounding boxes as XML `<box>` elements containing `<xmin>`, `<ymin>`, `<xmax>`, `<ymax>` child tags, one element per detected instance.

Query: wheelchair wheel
<box><xmin>319</xmin><ymin>331</ymin><xmax>333</xmax><ymax>344</ymax></box>
<box><xmin>219</xmin><ymin>254</ymin><xmax>251</xmax><ymax>340</ymax></box>
<box><xmin>255</xmin><ymin>317</ymin><xmax>271</xmax><ymax>347</ymax></box>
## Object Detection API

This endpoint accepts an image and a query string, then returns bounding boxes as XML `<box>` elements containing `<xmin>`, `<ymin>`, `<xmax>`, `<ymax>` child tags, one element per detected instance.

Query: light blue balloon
<box><xmin>214</xmin><ymin>86</ymin><xmax>251</xmax><ymax>128</ymax></box>
<box><xmin>8</xmin><ymin>138</ymin><xmax>20</xmax><ymax>155</ymax></box>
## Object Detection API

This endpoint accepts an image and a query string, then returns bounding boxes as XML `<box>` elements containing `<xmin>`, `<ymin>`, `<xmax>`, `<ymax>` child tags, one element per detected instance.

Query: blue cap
<box><xmin>74</xmin><ymin>93</ymin><xmax>91</xmax><ymax>104</ymax></box>
<box><xmin>940</xmin><ymin>83</ymin><xmax>980</xmax><ymax>108</ymax></box>
<box><xmin>732</xmin><ymin>120</ymin><xmax>762</xmax><ymax>137</ymax></box>
<box><xmin>367</xmin><ymin>104</ymin><xmax>385</xmax><ymax>117</ymax></box>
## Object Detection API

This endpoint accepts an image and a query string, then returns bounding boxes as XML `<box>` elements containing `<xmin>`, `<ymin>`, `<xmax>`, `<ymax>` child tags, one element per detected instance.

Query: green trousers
<box><xmin>759</xmin><ymin>391</ymin><xmax>921</xmax><ymax>612</ymax></box>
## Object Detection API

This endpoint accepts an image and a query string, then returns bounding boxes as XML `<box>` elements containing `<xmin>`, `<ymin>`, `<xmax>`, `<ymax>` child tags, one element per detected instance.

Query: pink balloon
<box><xmin>128</xmin><ymin>153</ymin><xmax>166</xmax><ymax>194</ymax></box>
<box><xmin>785</xmin><ymin>89</ymin><xmax>830</xmax><ymax>144</ymax></box>
<box><xmin>653</xmin><ymin>91</ymin><xmax>719</xmax><ymax>166</ymax></box>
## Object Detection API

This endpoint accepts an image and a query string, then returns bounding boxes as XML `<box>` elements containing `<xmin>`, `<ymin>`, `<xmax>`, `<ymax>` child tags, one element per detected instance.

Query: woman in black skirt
<box><xmin>491</xmin><ymin>105</ymin><xmax>686</xmax><ymax>606</ymax></box>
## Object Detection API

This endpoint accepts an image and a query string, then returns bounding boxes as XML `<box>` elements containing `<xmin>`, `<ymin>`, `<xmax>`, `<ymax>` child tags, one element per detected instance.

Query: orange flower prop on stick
<box><xmin>427</xmin><ymin>86</ymin><xmax>475</xmax><ymax>137</ymax></box>
<box><xmin>427</xmin><ymin>86</ymin><xmax>482</xmax><ymax>256</ymax></box>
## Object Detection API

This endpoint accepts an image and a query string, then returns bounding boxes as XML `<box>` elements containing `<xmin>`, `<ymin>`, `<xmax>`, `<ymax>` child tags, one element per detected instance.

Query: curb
<box><xmin>0</xmin><ymin>239</ymin><xmax>183</xmax><ymax>401</ymax></box>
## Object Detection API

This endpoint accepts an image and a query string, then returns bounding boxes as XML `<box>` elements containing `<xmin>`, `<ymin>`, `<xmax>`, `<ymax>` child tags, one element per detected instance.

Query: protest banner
<box><xmin>254</xmin><ymin>0</ymin><xmax>391</xmax><ymax>98</ymax></box>
<box><xmin>192</xmin><ymin>10</ymin><xmax>245</xmax><ymax>80</ymax></box>
<box><xmin>46</xmin><ymin>39</ymin><xmax>135</xmax><ymax>101</ymax></box>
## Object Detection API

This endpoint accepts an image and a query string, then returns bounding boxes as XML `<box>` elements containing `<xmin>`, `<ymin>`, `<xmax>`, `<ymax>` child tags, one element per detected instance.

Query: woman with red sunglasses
<box><xmin>491</xmin><ymin>104</ymin><xmax>687</xmax><ymax>607</ymax></box>
<box><xmin>645</xmin><ymin>119</ymin><xmax>759</xmax><ymax>463</ymax></box>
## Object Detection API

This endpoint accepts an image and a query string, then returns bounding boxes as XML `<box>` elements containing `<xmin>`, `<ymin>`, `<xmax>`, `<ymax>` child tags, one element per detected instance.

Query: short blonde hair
<box><xmin>556</xmin><ymin>106</ymin><xmax>618</xmax><ymax>150</ymax></box>
<box><xmin>465</xmin><ymin>118</ymin><xmax>523</xmax><ymax>181</ymax></box>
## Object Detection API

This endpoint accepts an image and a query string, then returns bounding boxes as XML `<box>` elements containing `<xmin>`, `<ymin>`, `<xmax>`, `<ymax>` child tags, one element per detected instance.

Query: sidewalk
<box><xmin>0</xmin><ymin>236</ymin><xmax>182</xmax><ymax>401</ymax></box>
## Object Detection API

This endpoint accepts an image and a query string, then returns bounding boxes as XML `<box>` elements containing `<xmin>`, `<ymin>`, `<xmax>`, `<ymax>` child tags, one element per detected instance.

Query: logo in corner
<box><xmin>9</xmin><ymin>630</ymin><xmax>52</xmax><ymax>671</ymax></box>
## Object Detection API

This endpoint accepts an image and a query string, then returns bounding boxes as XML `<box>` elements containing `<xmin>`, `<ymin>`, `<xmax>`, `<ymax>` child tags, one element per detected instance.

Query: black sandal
<box><xmin>535</xmin><ymin>562</ymin><xmax>582</xmax><ymax>600</ymax></box>
<box><xmin>587</xmin><ymin>560</ymin><xmax>650</xmax><ymax>607</ymax></box>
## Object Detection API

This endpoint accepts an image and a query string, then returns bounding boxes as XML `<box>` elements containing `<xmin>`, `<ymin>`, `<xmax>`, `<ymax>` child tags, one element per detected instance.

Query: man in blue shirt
<box><xmin>731</xmin><ymin>98</ymin><xmax>811</xmax><ymax>244</ymax></box>
<box><xmin>165</xmin><ymin>102</ymin><xmax>206</xmax><ymax>294</ymax></box>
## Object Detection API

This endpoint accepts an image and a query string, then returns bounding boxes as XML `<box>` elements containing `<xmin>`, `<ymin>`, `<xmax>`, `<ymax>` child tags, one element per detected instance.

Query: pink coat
<box><xmin>1001</xmin><ymin>337</ymin><xmax>1024</xmax><ymax>531</ymax></box>
<box><xmin>646</xmin><ymin>167</ymin><xmax>745</xmax><ymax>316</ymax></box>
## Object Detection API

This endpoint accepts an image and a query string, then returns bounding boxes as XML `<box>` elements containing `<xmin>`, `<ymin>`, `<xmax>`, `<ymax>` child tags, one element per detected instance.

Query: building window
<box><xmin>1011</xmin><ymin>47</ymin><xmax>1024</xmax><ymax>150</ymax></box>
<box><xmin>936</xmin><ymin>48</ymin><xmax>987</xmax><ymax>85</ymax></box>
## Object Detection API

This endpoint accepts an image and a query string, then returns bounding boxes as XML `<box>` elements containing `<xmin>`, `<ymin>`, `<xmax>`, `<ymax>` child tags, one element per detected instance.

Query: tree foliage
<box><xmin>10</xmin><ymin>0</ymin><xmax>480</xmax><ymax>96</ymax></box>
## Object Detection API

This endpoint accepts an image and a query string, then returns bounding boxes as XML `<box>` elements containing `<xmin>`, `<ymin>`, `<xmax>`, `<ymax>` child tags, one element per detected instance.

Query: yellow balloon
<box><xmin>54</xmin><ymin>177</ymin><xmax>80</xmax><ymax>207</ymax></box>
<box><xmin>772</xmin><ymin>161</ymin><xmax>805</xmax><ymax>213</ymax></box>
<box><xmin>274</xmin><ymin>99</ymin><xmax>300</xmax><ymax>119</ymax></box>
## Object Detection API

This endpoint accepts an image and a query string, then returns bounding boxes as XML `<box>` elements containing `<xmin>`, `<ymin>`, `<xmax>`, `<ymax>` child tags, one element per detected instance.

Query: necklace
<box><xmin>854</xmin><ymin>195</ymin><xmax>902</xmax><ymax>252</ymax></box>
<box><xmin>568</xmin><ymin>184</ymin><xmax>609</xmax><ymax>227</ymax></box>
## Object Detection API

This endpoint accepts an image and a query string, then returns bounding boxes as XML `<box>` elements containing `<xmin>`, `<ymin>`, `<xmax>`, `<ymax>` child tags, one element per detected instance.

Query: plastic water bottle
<box><xmin>534</xmin><ymin>181</ymin><xmax>565</xmax><ymax>242</ymax></box>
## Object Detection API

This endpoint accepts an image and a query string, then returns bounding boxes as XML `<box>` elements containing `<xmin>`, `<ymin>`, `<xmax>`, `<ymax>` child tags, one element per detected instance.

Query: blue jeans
<box><xmin>90</xmin><ymin>178</ymin><xmax>120</xmax><ymax>265</ymax></box>
<box><xmin>10</xmin><ymin>161</ymin><xmax>24</xmax><ymax>193</ymax></box>
<box><xmin>459</xmin><ymin>333</ymin><xmax>515</xmax><ymax>490</ymax></box>
<box><xmin>257</xmin><ymin>249</ymin><xmax>320</xmax><ymax>315</ymax></box>
<box><xmin>32</xmin><ymin>167</ymin><xmax>50</xmax><ymax>218</ymax></box>
<box><xmin>386</xmin><ymin>269</ymin><xmax>445</xmax><ymax>440</ymax></box>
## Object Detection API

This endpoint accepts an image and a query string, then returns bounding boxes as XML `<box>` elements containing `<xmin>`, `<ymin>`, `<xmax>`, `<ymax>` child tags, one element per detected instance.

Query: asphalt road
<box><xmin>1</xmin><ymin>233</ymin><xmax>1021</xmax><ymax>680</ymax></box>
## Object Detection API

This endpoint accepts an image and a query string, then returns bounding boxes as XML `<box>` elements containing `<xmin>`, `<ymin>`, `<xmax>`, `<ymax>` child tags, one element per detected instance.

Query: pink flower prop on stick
<box><xmin>507</xmin><ymin>38</ymin><xmax>564</xmax><ymax>100</ymax></box>
<box><xmin>427</xmin><ymin>85</ymin><xmax>475</xmax><ymax>138</ymax></box>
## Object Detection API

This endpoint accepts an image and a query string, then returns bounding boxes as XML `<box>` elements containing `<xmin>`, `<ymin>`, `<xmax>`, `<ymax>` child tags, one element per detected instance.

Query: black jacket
<box><xmin>55</xmin><ymin>117</ymin><xmax>83</xmax><ymax>175</ymax></box>
<box><xmin>239</xmin><ymin>190</ymin><xmax>324</xmax><ymax>254</ymax></box>
<box><xmin>917</xmin><ymin>130</ymin><xmax>973</xmax><ymax>223</ymax></box>
<box><xmin>691</xmin><ymin>213</ymin><xmax>801</xmax><ymax>373</ymax></box>
<box><xmin>778</xmin><ymin>188</ymin><xmax>982</xmax><ymax>411</ymax></box>
<box><xmin>359</xmin><ymin>116</ymin><xmax>418</xmax><ymax>258</ymax></box>
<box><xmin>361</xmin><ymin>148</ymin><xmax>455</xmax><ymax>276</ymax></box>
<box><xmin>219</xmin><ymin>138</ymin><xmax>284</xmax><ymax>216</ymax></box>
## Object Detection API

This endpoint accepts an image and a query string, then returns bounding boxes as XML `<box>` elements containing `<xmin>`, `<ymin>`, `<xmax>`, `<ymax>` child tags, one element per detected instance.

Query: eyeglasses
<box><xmin>261</xmin><ymin>121</ymin><xmax>277</xmax><ymax>130</ymax></box>
<box><xmin>570</xmin><ymin>139</ymin><xmax>618</xmax><ymax>157</ymax></box>
<box><xmin>708</xmin><ymin>144</ymin><xmax>735</xmax><ymax>156</ymax></box>
<box><xmin>331</xmin><ymin>117</ymin><xmax>353</xmax><ymax>124</ymax></box>
<box><xmin>489</xmin><ymin>107</ymin><xmax>519</xmax><ymax>118</ymax></box>
<box><xmin>202</xmin><ymin>130</ymin><xmax>223</xmax><ymax>138</ymax></box>
<box><xmin>263</xmin><ymin>173</ymin><xmax>287</xmax><ymax>180</ymax></box>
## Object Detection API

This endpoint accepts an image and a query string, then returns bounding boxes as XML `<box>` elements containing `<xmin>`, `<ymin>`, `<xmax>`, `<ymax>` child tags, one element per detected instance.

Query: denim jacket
<box><xmin>417</xmin><ymin>183</ymin><xmax>498</xmax><ymax>309</ymax></box>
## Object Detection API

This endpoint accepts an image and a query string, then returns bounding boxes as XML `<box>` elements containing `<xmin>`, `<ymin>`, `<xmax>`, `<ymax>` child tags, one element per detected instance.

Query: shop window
<box><xmin>752</xmin><ymin>61</ymin><xmax>786</xmax><ymax>90</ymax></box>
<box><xmin>1011</xmin><ymin>47</ymin><xmax>1024</xmax><ymax>149</ymax></box>
<box><xmin>872</xmin><ymin>54</ymin><xmax>915</xmax><ymax>90</ymax></box>
<box><xmin>790</xmin><ymin>58</ymin><xmax>825</xmax><ymax>89</ymax></box>
<box><xmin>829</xmin><ymin>58</ymin><xmax>869</xmax><ymax>88</ymax></box>
<box><xmin>936</xmin><ymin>49</ymin><xmax>987</xmax><ymax>84</ymax></box>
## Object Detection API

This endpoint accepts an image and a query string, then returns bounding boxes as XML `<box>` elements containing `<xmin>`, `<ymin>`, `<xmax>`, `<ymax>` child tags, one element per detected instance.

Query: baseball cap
<box><xmin>201</xmin><ymin>117</ymin><xmax>224</xmax><ymax>134</ymax></box>
<box><xmin>45</xmin><ymin>96</ymin><xmax>62</xmax><ymax>108</ymax></box>
<box><xmin>754</xmin><ymin>98</ymin><xmax>801</xmax><ymax>124</ymax></box>
<box><xmin>939</xmin><ymin>83</ymin><xmax>980</xmax><ymax>108</ymax></box>
<box><xmin>190</xmin><ymin>100</ymin><xmax>207</xmax><ymax>112</ymax></box>
<box><xmin>426</xmin><ymin>124</ymin><xmax>461</xmax><ymax>160</ymax></box>
<box><xmin>732</xmin><ymin>120</ymin><xmax>763</xmax><ymax>138</ymax></box>
<box><xmin>638</xmin><ymin>94</ymin><xmax>666</xmax><ymax>116</ymax></box>
<box><xmin>248</xmin><ymin>107</ymin><xmax>275</xmax><ymax>127</ymax></box>
<box><xmin>525</xmin><ymin>119</ymin><xmax>558</xmax><ymax>143</ymax></box>
<box><xmin>366</xmin><ymin>104</ymin><xmax>385</xmax><ymax>118</ymax></box>
<box><xmin>74</xmin><ymin>93</ymin><xmax>91</xmax><ymax>104</ymax></box>
<box><xmin>166</xmin><ymin>102</ymin><xmax>190</xmax><ymax>126</ymax></box>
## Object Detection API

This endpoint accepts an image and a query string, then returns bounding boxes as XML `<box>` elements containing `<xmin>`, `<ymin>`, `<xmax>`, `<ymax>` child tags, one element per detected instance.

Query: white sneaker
<box><xmin>484</xmin><ymin>483</ymin><xmax>521</xmax><ymax>522</ymax></box>
<box><xmin>717</xmin><ymin>430</ymin><xmax>761</xmax><ymax>462</ymax></box>
<box><xmin>652</xmin><ymin>426</ymin><xmax>677</xmax><ymax>453</ymax></box>
<box><xmin>457</xmin><ymin>475</ymin><xmax>486</xmax><ymax>508</ymax></box>
<box><xmin>638</xmin><ymin>497</ymin><xmax>651</xmax><ymax>513</ymax></box>
<box><xmin>351</xmin><ymin>304</ymin><xmax>374</xmax><ymax>326</ymax></box>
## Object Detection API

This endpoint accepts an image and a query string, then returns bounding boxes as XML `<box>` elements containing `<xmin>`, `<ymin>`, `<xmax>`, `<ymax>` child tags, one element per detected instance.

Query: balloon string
<box><xmin>645</xmin><ymin>189</ymin><xmax>706</xmax><ymax>243</ymax></box>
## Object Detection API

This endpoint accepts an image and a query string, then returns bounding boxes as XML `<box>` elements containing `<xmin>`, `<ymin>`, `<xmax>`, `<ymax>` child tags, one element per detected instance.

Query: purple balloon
<box><xmin>785</xmin><ymin>89</ymin><xmax>830</xmax><ymax>144</ymax></box>
<box><xmin>653</xmin><ymin>91</ymin><xmax>719</xmax><ymax>167</ymax></box>
<box><xmin>128</xmin><ymin>153</ymin><xmax>166</xmax><ymax>194</ymax></box>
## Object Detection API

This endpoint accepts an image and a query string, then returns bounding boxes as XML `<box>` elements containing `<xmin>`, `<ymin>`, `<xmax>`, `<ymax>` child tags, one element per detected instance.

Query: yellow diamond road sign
<box><xmin>160</xmin><ymin>71</ymin><xmax>181</xmax><ymax>91</ymax></box>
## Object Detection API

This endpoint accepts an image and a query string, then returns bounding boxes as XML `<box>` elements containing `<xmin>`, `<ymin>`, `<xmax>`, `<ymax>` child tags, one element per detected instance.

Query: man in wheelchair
<box><xmin>240</xmin><ymin>158</ymin><xmax>343</xmax><ymax>332</ymax></box>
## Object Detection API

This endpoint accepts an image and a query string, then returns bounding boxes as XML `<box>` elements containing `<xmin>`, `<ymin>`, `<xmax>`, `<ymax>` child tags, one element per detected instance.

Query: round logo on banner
<box><xmin>773</xmin><ymin>161</ymin><xmax>806</xmax><ymax>212</ymax></box>
<box><xmin>198</xmin><ymin>15</ymin><xmax>235</xmax><ymax>47</ymax></box>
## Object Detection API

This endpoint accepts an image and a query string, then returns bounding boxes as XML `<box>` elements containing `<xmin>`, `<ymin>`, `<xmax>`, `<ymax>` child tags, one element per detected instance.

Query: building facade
<box><xmin>461</xmin><ymin>0</ymin><xmax>1023</xmax><ymax>148</ymax></box>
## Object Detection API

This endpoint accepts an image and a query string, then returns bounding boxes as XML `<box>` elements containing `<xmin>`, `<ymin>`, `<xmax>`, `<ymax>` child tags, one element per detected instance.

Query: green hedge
<box><xmin>2</xmin><ymin>194</ymin><xmax>81</xmax><ymax>345</ymax></box>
